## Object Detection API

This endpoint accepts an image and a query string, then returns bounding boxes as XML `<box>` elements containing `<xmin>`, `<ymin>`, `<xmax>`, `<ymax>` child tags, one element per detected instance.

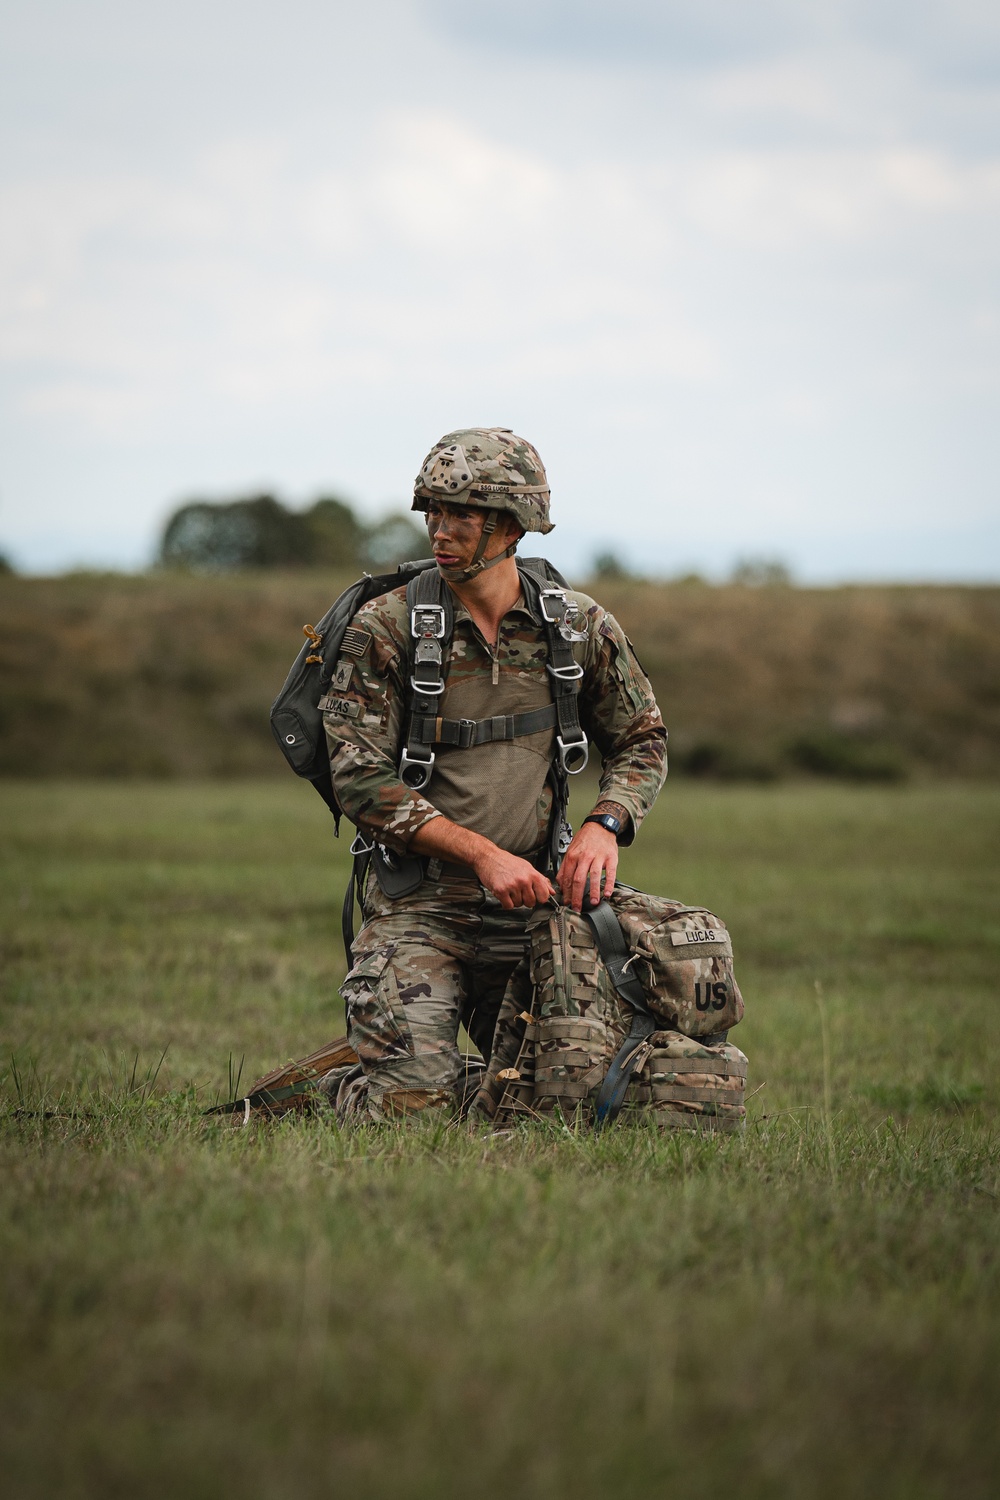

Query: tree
<box><xmin>160</xmin><ymin>495</ymin><xmax>314</xmax><ymax>571</ymax></box>
<box><xmin>592</xmin><ymin>551</ymin><xmax>631</xmax><ymax>580</ymax></box>
<box><xmin>362</xmin><ymin>513</ymin><xmax>427</xmax><ymax>569</ymax></box>
<box><xmin>158</xmin><ymin>492</ymin><xmax>423</xmax><ymax>572</ymax></box>
<box><xmin>303</xmin><ymin>497</ymin><xmax>366</xmax><ymax>568</ymax></box>
<box><xmin>729</xmin><ymin>556</ymin><xmax>793</xmax><ymax>587</ymax></box>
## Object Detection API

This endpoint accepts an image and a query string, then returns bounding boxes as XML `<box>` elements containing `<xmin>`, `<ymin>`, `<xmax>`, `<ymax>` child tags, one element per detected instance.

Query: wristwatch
<box><xmin>583</xmin><ymin>812</ymin><xmax>624</xmax><ymax>839</ymax></box>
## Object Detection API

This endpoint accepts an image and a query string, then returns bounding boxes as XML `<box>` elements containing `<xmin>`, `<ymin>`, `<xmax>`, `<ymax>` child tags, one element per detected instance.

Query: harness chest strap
<box><xmin>409</xmin><ymin>703</ymin><xmax>558</xmax><ymax>747</ymax></box>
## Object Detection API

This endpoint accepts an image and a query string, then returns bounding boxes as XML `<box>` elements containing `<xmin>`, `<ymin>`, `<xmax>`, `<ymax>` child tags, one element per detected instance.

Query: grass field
<box><xmin>2</xmin><ymin>779</ymin><xmax>999</xmax><ymax>1498</ymax></box>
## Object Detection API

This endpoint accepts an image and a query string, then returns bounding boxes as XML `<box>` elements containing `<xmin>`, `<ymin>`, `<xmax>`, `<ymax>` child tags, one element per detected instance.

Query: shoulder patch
<box><xmin>340</xmin><ymin>627</ymin><xmax>371</xmax><ymax>659</ymax></box>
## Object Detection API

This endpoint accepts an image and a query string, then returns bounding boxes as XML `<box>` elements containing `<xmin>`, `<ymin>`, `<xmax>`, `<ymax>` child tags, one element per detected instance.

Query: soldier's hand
<box><xmin>557</xmin><ymin>823</ymin><xmax>619</xmax><ymax>913</ymax></box>
<box><xmin>474</xmin><ymin>849</ymin><xmax>554</xmax><ymax>909</ymax></box>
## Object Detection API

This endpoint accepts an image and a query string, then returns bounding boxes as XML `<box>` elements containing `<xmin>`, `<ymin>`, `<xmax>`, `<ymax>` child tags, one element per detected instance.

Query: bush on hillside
<box><xmin>788</xmin><ymin>731</ymin><xmax>907</xmax><ymax>782</ymax></box>
<box><xmin>159</xmin><ymin>494</ymin><xmax>425</xmax><ymax>572</ymax></box>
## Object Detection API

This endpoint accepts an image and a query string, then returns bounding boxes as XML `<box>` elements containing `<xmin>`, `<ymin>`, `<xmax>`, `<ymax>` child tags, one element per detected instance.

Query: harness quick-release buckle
<box><xmin>538</xmin><ymin>587</ymin><xmax>568</xmax><ymax>624</ymax></box>
<box><xmin>349</xmin><ymin>831</ymin><xmax>374</xmax><ymax>856</ymax></box>
<box><xmin>411</xmin><ymin>604</ymin><xmax>446</xmax><ymax>640</ymax></box>
<box><xmin>557</xmin><ymin>734</ymin><xmax>589</xmax><ymax>774</ymax></box>
<box><xmin>399</xmin><ymin>745</ymin><xmax>436</xmax><ymax>790</ymax></box>
<box><xmin>539</xmin><ymin>587</ymin><xmax>588</xmax><ymax>643</ymax></box>
<box><xmin>410</xmin><ymin>606</ymin><xmax>447</xmax><ymax>696</ymax></box>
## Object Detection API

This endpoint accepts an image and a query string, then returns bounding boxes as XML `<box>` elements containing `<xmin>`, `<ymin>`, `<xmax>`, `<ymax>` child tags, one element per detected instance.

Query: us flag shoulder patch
<box><xmin>340</xmin><ymin>628</ymin><xmax>371</xmax><ymax>659</ymax></box>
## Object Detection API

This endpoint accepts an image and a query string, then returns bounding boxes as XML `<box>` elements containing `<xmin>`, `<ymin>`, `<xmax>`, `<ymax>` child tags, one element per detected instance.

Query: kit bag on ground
<box><xmin>478</xmin><ymin>885</ymin><xmax>748</xmax><ymax>1132</ymax></box>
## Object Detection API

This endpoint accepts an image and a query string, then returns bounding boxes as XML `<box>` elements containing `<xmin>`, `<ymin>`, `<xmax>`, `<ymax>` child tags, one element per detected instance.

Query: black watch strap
<box><xmin>583</xmin><ymin>812</ymin><xmax>623</xmax><ymax>838</ymax></box>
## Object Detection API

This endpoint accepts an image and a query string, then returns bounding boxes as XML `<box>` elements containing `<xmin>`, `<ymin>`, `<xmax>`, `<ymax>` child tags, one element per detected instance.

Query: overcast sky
<box><xmin>1</xmin><ymin>0</ymin><xmax>998</xmax><ymax>579</ymax></box>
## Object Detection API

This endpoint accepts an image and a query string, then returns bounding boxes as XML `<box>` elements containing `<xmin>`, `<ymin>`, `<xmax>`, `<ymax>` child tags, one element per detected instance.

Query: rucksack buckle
<box><xmin>399</xmin><ymin>745</ymin><xmax>436</xmax><ymax>790</ymax></box>
<box><xmin>557</xmin><ymin>733</ymin><xmax>589</xmax><ymax>774</ymax></box>
<box><xmin>349</xmin><ymin>831</ymin><xmax>375</xmax><ymax>856</ymax></box>
<box><xmin>411</xmin><ymin>604</ymin><xmax>446</xmax><ymax>640</ymax></box>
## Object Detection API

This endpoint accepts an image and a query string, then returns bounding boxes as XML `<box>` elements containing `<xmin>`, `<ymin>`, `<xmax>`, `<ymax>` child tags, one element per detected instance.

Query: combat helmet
<box><xmin>412</xmin><ymin>427</ymin><xmax>554</xmax><ymax>582</ymax></box>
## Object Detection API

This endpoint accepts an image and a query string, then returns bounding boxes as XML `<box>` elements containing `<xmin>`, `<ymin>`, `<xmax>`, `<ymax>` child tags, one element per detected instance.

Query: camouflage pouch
<box><xmin>476</xmin><ymin>905</ymin><xmax>624</xmax><ymax>1121</ymax></box>
<box><xmin>609</xmin><ymin>885</ymin><xmax>744</xmax><ymax>1037</ymax></box>
<box><xmin>527</xmin><ymin>904</ymin><xmax>624</xmax><ymax>1116</ymax></box>
<box><xmin>624</xmin><ymin>1030</ymin><xmax>748</xmax><ymax>1133</ymax></box>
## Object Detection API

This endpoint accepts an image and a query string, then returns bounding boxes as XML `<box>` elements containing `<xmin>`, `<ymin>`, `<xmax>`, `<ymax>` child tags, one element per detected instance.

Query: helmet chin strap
<box><xmin>435</xmin><ymin>509</ymin><xmax>518</xmax><ymax>584</ymax></box>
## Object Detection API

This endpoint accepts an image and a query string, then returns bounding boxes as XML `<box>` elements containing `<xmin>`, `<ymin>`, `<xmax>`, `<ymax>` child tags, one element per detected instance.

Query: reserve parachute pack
<box><xmin>478</xmin><ymin>887</ymin><xmax>748</xmax><ymax>1133</ymax></box>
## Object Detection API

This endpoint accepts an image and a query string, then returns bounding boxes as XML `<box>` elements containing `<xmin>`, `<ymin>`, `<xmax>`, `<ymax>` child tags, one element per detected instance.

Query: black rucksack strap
<box><xmin>585</xmin><ymin>900</ymin><xmax>656</xmax><ymax>1130</ymax></box>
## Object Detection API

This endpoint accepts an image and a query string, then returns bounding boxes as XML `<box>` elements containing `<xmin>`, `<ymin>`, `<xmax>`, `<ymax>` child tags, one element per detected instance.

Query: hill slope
<box><xmin>1</xmin><ymin>570</ymin><xmax>997</xmax><ymax>778</ymax></box>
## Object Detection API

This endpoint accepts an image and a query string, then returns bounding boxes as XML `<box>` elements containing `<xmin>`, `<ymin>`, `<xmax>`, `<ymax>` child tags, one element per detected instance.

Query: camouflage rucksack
<box><xmin>478</xmin><ymin>886</ymin><xmax>747</xmax><ymax>1132</ymax></box>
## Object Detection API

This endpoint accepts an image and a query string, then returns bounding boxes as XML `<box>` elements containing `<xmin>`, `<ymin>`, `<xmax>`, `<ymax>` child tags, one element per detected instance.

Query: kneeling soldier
<box><xmin>323</xmin><ymin>427</ymin><xmax>667</xmax><ymax>1121</ymax></box>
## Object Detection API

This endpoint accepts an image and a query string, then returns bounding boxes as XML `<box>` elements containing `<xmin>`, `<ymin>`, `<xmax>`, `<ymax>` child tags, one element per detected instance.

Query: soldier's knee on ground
<box><xmin>339</xmin><ymin>942</ymin><xmax>468</xmax><ymax>1122</ymax></box>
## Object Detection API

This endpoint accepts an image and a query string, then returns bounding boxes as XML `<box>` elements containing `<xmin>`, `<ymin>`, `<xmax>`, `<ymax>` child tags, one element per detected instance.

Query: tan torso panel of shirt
<box><xmin>428</xmin><ymin>595</ymin><xmax>556</xmax><ymax>856</ymax></box>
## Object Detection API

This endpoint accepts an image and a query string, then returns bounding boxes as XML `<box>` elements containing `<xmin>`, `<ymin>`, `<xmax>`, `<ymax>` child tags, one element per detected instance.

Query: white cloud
<box><xmin>0</xmin><ymin>0</ymin><xmax>998</xmax><ymax>578</ymax></box>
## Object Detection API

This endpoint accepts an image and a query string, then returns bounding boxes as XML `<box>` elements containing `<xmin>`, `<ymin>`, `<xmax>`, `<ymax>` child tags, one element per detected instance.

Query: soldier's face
<box><xmin>425</xmin><ymin>500</ymin><xmax>488</xmax><ymax>570</ymax></box>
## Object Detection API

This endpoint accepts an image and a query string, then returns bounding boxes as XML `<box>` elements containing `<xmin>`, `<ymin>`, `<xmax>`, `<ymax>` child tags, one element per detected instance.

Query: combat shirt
<box><xmin>322</xmin><ymin>583</ymin><xmax>667</xmax><ymax>856</ymax></box>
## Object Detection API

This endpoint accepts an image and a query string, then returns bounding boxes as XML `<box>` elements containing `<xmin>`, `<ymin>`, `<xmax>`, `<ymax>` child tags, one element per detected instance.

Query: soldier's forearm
<box><xmin>408</xmin><ymin>814</ymin><xmax>500</xmax><ymax>872</ymax></box>
<box><xmin>409</xmin><ymin>814</ymin><xmax>554</xmax><ymax>908</ymax></box>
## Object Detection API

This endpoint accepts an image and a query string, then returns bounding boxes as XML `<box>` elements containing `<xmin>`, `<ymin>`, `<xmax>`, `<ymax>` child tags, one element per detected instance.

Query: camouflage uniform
<box><xmin>323</xmin><ymin>582</ymin><xmax>668</xmax><ymax>1122</ymax></box>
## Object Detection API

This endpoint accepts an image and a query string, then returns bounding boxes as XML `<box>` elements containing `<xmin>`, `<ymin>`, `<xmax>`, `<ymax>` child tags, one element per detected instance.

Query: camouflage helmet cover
<box><xmin>412</xmin><ymin>427</ymin><xmax>554</xmax><ymax>534</ymax></box>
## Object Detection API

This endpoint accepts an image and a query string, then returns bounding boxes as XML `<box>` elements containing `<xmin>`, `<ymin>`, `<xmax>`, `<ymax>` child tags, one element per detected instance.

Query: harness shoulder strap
<box><xmin>399</xmin><ymin>568</ymin><xmax>453</xmax><ymax>790</ymax></box>
<box><xmin>516</xmin><ymin>562</ymin><xmax>589</xmax><ymax>778</ymax></box>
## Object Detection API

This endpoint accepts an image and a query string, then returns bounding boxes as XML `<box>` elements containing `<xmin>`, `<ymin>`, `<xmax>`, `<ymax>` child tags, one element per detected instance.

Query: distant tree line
<box><xmin>159</xmin><ymin>494</ymin><xmax>426</xmax><ymax>572</ymax></box>
<box><xmin>590</xmin><ymin>550</ymin><xmax>793</xmax><ymax>586</ymax></box>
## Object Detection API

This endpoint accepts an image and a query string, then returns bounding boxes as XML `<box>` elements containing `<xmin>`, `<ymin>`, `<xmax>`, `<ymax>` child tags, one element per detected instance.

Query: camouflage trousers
<box><xmin>338</xmin><ymin>866</ymin><xmax>531</xmax><ymax>1122</ymax></box>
